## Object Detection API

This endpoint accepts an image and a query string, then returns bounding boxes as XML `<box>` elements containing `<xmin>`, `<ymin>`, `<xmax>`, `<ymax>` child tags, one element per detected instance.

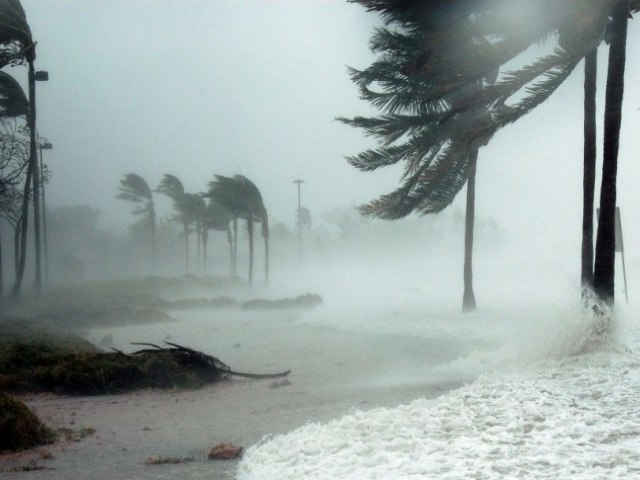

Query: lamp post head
<box><xmin>34</xmin><ymin>71</ymin><xmax>49</xmax><ymax>81</ymax></box>
<box><xmin>40</xmin><ymin>142</ymin><xmax>52</xmax><ymax>150</ymax></box>
<box><xmin>293</xmin><ymin>179</ymin><xmax>304</xmax><ymax>185</ymax></box>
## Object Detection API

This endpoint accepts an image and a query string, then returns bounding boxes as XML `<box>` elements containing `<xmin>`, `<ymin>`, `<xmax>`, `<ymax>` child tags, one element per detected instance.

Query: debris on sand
<box><xmin>208</xmin><ymin>442</ymin><xmax>243</xmax><ymax>460</ymax></box>
<box><xmin>144</xmin><ymin>456</ymin><xmax>193</xmax><ymax>465</ymax></box>
<box><xmin>0</xmin><ymin>333</ymin><xmax>290</xmax><ymax>395</ymax></box>
<box><xmin>241</xmin><ymin>293</ymin><xmax>322</xmax><ymax>310</ymax></box>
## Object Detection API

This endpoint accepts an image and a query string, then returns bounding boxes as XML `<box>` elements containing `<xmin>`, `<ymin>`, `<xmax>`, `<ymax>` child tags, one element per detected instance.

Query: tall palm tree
<box><xmin>593</xmin><ymin>0</ymin><xmax>630</xmax><ymax>305</ymax></box>
<box><xmin>208</xmin><ymin>175</ymin><xmax>269</xmax><ymax>285</ymax></box>
<box><xmin>347</xmin><ymin>0</ymin><xmax>633</xmax><ymax>309</ymax></box>
<box><xmin>0</xmin><ymin>0</ymin><xmax>43</xmax><ymax>294</ymax></box>
<box><xmin>581</xmin><ymin>49</ymin><xmax>598</xmax><ymax>290</ymax></box>
<box><xmin>0</xmin><ymin>70</ymin><xmax>30</xmax><ymax>298</ymax></box>
<box><xmin>156</xmin><ymin>174</ymin><xmax>197</xmax><ymax>274</ymax></box>
<box><xmin>117</xmin><ymin>173</ymin><xmax>156</xmax><ymax>272</ymax></box>
<box><xmin>201</xmin><ymin>198</ymin><xmax>233</xmax><ymax>275</ymax></box>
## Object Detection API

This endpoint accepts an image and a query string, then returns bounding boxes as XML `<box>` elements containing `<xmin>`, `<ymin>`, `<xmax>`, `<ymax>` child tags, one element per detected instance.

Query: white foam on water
<box><xmin>237</xmin><ymin>308</ymin><xmax>640</xmax><ymax>480</ymax></box>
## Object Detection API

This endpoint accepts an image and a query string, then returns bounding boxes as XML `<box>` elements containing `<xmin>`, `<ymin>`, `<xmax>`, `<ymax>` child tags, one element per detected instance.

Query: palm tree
<box><xmin>347</xmin><ymin>0</ymin><xmax>634</xmax><ymax>309</ymax></box>
<box><xmin>0</xmin><ymin>0</ymin><xmax>43</xmax><ymax>294</ymax></box>
<box><xmin>201</xmin><ymin>198</ymin><xmax>233</xmax><ymax>274</ymax></box>
<box><xmin>156</xmin><ymin>174</ymin><xmax>198</xmax><ymax>274</ymax></box>
<box><xmin>581</xmin><ymin>49</ymin><xmax>598</xmax><ymax>290</ymax></box>
<box><xmin>0</xmin><ymin>70</ymin><xmax>30</xmax><ymax>298</ymax></box>
<box><xmin>593</xmin><ymin>1</ymin><xmax>630</xmax><ymax>305</ymax></box>
<box><xmin>117</xmin><ymin>173</ymin><xmax>156</xmax><ymax>272</ymax></box>
<box><xmin>208</xmin><ymin>175</ymin><xmax>269</xmax><ymax>285</ymax></box>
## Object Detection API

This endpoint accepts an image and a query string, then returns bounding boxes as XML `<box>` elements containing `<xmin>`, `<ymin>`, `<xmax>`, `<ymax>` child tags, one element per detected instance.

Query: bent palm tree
<box><xmin>208</xmin><ymin>175</ymin><xmax>269</xmax><ymax>285</ymax></box>
<box><xmin>156</xmin><ymin>174</ymin><xmax>197</xmax><ymax>274</ymax></box>
<box><xmin>347</xmin><ymin>0</ymin><xmax>633</xmax><ymax>309</ymax></box>
<box><xmin>0</xmin><ymin>0</ymin><xmax>44</xmax><ymax>293</ymax></box>
<box><xmin>117</xmin><ymin>173</ymin><xmax>156</xmax><ymax>272</ymax></box>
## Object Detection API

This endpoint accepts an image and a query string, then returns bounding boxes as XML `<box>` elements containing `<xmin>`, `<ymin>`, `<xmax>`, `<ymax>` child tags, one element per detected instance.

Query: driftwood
<box><xmin>128</xmin><ymin>341</ymin><xmax>291</xmax><ymax>380</ymax></box>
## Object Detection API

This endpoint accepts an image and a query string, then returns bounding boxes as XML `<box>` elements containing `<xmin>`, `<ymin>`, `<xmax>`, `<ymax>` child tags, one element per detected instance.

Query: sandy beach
<box><xmin>0</xmin><ymin>307</ymin><xmax>464</xmax><ymax>479</ymax></box>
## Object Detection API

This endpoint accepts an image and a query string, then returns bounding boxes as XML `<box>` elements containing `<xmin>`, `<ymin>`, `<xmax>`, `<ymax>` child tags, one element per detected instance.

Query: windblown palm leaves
<box><xmin>117</xmin><ymin>173</ymin><xmax>156</xmax><ymax>270</ymax></box>
<box><xmin>208</xmin><ymin>175</ymin><xmax>269</xmax><ymax>285</ymax></box>
<box><xmin>0</xmin><ymin>0</ymin><xmax>33</xmax><ymax>66</ymax></box>
<box><xmin>0</xmin><ymin>71</ymin><xmax>27</xmax><ymax>118</ymax></box>
<box><xmin>342</xmin><ymin>0</ymin><xmax>618</xmax><ymax>219</ymax></box>
<box><xmin>156</xmin><ymin>174</ymin><xmax>199</xmax><ymax>273</ymax></box>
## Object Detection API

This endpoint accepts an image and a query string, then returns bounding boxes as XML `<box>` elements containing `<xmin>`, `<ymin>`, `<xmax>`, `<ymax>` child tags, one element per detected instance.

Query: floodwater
<box><xmin>2</xmin><ymin>306</ymin><xmax>470</xmax><ymax>480</ymax></box>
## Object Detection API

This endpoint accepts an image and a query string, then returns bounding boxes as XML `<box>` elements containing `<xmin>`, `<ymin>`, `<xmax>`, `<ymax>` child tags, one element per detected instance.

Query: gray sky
<box><xmin>20</xmin><ymin>0</ymin><xmax>640</xmax><ymax>266</ymax></box>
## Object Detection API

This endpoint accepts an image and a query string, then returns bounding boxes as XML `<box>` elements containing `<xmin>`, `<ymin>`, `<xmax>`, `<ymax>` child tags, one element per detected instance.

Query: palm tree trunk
<box><xmin>264</xmin><ymin>236</ymin><xmax>269</xmax><ymax>285</ymax></box>
<box><xmin>593</xmin><ymin>0</ymin><xmax>628</xmax><ymax>306</ymax></box>
<box><xmin>247</xmin><ymin>215</ymin><xmax>254</xmax><ymax>285</ymax></box>
<box><xmin>11</xmin><ymin>162</ymin><xmax>33</xmax><ymax>297</ymax></box>
<box><xmin>226</xmin><ymin>225</ymin><xmax>233</xmax><ymax>275</ymax></box>
<box><xmin>28</xmin><ymin>60</ymin><xmax>42</xmax><ymax>294</ymax></box>
<box><xmin>581</xmin><ymin>49</ymin><xmax>597</xmax><ymax>290</ymax></box>
<box><xmin>184</xmin><ymin>223</ymin><xmax>189</xmax><ymax>274</ymax></box>
<box><xmin>462</xmin><ymin>151</ymin><xmax>478</xmax><ymax>312</ymax></box>
<box><xmin>232</xmin><ymin>217</ymin><xmax>238</xmax><ymax>276</ymax></box>
<box><xmin>150</xmin><ymin>207</ymin><xmax>156</xmax><ymax>274</ymax></box>
<box><xmin>202</xmin><ymin>228</ymin><xmax>208</xmax><ymax>274</ymax></box>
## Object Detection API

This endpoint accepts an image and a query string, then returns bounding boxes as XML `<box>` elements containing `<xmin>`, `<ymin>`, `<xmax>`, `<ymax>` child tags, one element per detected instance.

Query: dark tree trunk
<box><xmin>232</xmin><ymin>217</ymin><xmax>238</xmax><ymax>276</ymax></box>
<box><xmin>593</xmin><ymin>1</ymin><xmax>628</xmax><ymax>306</ymax></box>
<box><xmin>462</xmin><ymin>151</ymin><xmax>478</xmax><ymax>312</ymax></box>
<box><xmin>226</xmin><ymin>225</ymin><xmax>233</xmax><ymax>275</ymax></box>
<box><xmin>202</xmin><ymin>228</ymin><xmax>208</xmax><ymax>274</ymax></box>
<box><xmin>149</xmin><ymin>206</ymin><xmax>156</xmax><ymax>274</ymax></box>
<box><xmin>264</xmin><ymin>236</ymin><xmax>269</xmax><ymax>285</ymax></box>
<box><xmin>582</xmin><ymin>49</ymin><xmax>598</xmax><ymax>290</ymax></box>
<box><xmin>247</xmin><ymin>215</ymin><xmax>254</xmax><ymax>285</ymax></box>
<box><xmin>11</xmin><ymin>162</ymin><xmax>33</xmax><ymax>298</ymax></box>
<box><xmin>184</xmin><ymin>223</ymin><xmax>189</xmax><ymax>274</ymax></box>
<box><xmin>28</xmin><ymin>61</ymin><xmax>42</xmax><ymax>294</ymax></box>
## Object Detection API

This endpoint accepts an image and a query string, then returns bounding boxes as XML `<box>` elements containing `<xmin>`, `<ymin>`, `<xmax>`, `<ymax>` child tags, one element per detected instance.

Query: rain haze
<box><xmin>2</xmin><ymin>1</ymin><xmax>640</xmax><ymax>479</ymax></box>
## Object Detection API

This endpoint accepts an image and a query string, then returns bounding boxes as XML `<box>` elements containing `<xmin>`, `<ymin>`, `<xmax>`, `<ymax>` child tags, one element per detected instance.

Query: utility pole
<box><xmin>39</xmin><ymin>140</ymin><xmax>52</xmax><ymax>284</ymax></box>
<box><xmin>293</xmin><ymin>179</ymin><xmax>304</xmax><ymax>260</ymax></box>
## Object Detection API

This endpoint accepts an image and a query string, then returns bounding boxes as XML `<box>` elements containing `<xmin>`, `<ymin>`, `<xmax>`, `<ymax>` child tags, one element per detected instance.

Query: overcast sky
<box><xmin>19</xmin><ymin>1</ymin><xmax>640</xmax><ymax>267</ymax></box>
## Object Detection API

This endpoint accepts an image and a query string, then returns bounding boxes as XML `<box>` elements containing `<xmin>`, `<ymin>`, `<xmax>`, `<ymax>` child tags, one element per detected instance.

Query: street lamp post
<box><xmin>39</xmin><ymin>140</ymin><xmax>52</xmax><ymax>284</ymax></box>
<box><xmin>293</xmin><ymin>179</ymin><xmax>304</xmax><ymax>259</ymax></box>
<box><xmin>30</xmin><ymin>69</ymin><xmax>49</xmax><ymax>293</ymax></box>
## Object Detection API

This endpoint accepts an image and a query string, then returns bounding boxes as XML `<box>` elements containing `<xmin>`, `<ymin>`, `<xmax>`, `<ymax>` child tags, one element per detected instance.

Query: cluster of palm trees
<box><xmin>342</xmin><ymin>0</ymin><xmax>637</xmax><ymax>314</ymax></box>
<box><xmin>118</xmin><ymin>173</ymin><xmax>269</xmax><ymax>285</ymax></box>
<box><xmin>0</xmin><ymin>0</ymin><xmax>48</xmax><ymax>299</ymax></box>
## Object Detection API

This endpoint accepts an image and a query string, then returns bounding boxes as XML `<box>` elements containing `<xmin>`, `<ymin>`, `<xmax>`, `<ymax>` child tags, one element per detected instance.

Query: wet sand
<box><xmin>1</xmin><ymin>308</ymin><xmax>463</xmax><ymax>479</ymax></box>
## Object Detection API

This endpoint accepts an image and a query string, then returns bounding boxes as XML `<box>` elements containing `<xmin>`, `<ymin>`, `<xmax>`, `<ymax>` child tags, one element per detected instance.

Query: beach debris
<box><xmin>241</xmin><ymin>293</ymin><xmax>322</xmax><ymax>310</ymax></box>
<box><xmin>144</xmin><ymin>456</ymin><xmax>193</xmax><ymax>465</ymax></box>
<box><xmin>39</xmin><ymin>449</ymin><xmax>54</xmax><ymax>460</ymax></box>
<box><xmin>208</xmin><ymin>442</ymin><xmax>243</xmax><ymax>460</ymax></box>
<box><xmin>269</xmin><ymin>378</ymin><xmax>292</xmax><ymax>389</ymax></box>
<box><xmin>129</xmin><ymin>341</ymin><xmax>291</xmax><ymax>380</ymax></box>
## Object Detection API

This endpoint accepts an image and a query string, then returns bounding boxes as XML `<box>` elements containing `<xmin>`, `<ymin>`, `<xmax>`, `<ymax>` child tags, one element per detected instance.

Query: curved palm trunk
<box><xmin>226</xmin><ymin>225</ymin><xmax>233</xmax><ymax>275</ymax></box>
<box><xmin>183</xmin><ymin>223</ymin><xmax>189</xmax><ymax>274</ymax></box>
<box><xmin>150</xmin><ymin>206</ymin><xmax>156</xmax><ymax>274</ymax></box>
<box><xmin>232</xmin><ymin>217</ymin><xmax>238</xmax><ymax>276</ymax></box>
<box><xmin>581</xmin><ymin>49</ymin><xmax>597</xmax><ymax>290</ymax></box>
<box><xmin>264</xmin><ymin>236</ymin><xmax>269</xmax><ymax>285</ymax></box>
<box><xmin>462</xmin><ymin>151</ymin><xmax>478</xmax><ymax>312</ymax></box>
<box><xmin>202</xmin><ymin>228</ymin><xmax>208</xmax><ymax>274</ymax></box>
<box><xmin>247</xmin><ymin>215</ymin><xmax>254</xmax><ymax>285</ymax></box>
<box><xmin>593</xmin><ymin>1</ymin><xmax>628</xmax><ymax>306</ymax></box>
